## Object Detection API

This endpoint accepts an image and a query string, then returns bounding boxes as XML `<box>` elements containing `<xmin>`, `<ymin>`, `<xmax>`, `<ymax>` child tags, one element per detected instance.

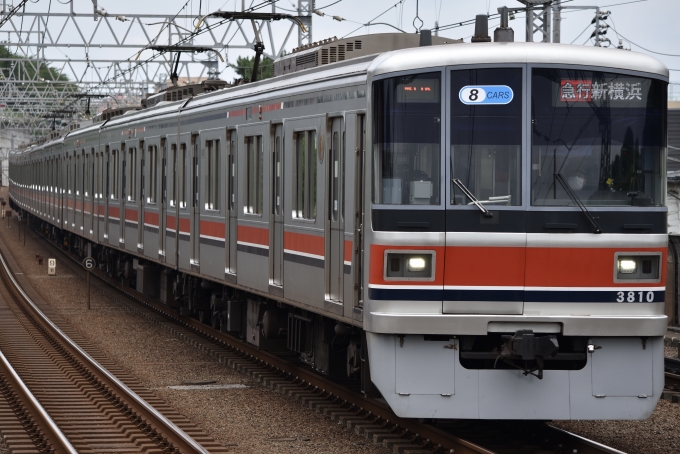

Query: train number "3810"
<box><xmin>616</xmin><ymin>291</ymin><xmax>655</xmax><ymax>303</ymax></box>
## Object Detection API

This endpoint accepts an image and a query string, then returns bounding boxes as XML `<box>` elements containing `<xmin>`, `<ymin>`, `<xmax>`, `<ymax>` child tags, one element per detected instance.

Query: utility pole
<box><xmin>297</xmin><ymin>0</ymin><xmax>314</xmax><ymax>47</ymax></box>
<box><xmin>552</xmin><ymin>0</ymin><xmax>561</xmax><ymax>43</ymax></box>
<box><xmin>591</xmin><ymin>9</ymin><xmax>611</xmax><ymax>47</ymax></box>
<box><xmin>517</xmin><ymin>0</ymin><xmax>551</xmax><ymax>43</ymax></box>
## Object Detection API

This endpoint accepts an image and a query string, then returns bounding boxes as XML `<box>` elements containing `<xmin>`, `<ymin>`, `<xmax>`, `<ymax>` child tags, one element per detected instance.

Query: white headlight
<box><xmin>408</xmin><ymin>257</ymin><xmax>426</xmax><ymax>272</ymax></box>
<box><xmin>618</xmin><ymin>258</ymin><xmax>637</xmax><ymax>274</ymax></box>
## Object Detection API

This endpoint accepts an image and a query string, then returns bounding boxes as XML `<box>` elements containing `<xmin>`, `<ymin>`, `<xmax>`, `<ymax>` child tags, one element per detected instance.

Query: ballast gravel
<box><xmin>4</xmin><ymin>186</ymin><xmax>680</xmax><ymax>454</ymax></box>
<box><xmin>0</xmin><ymin>192</ymin><xmax>389</xmax><ymax>454</ymax></box>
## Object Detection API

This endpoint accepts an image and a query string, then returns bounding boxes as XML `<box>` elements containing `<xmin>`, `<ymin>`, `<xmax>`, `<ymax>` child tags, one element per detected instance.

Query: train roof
<box><xmin>98</xmin><ymin>54</ymin><xmax>378</xmax><ymax>130</ymax></box>
<box><xmin>12</xmin><ymin>40</ymin><xmax>669</xmax><ymax>157</ymax></box>
<box><xmin>369</xmin><ymin>41</ymin><xmax>668</xmax><ymax>79</ymax></box>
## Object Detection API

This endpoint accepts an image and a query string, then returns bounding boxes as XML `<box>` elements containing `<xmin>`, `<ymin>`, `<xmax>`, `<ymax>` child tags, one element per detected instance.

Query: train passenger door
<box><xmin>57</xmin><ymin>156</ymin><xmax>62</xmax><ymax>226</ymax></box>
<box><xmin>79</xmin><ymin>150</ymin><xmax>85</xmax><ymax>232</ymax></box>
<box><xmin>102</xmin><ymin>147</ymin><xmax>109</xmax><ymax>242</ymax></box>
<box><xmin>326</xmin><ymin>117</ymin><xmax>345</xmax><ymax>303</ymax></box>
<box><xmin>90</xmin><ymin>149</ymin><xmax>96</xmax><ymax>237</ymax></box>
<box><xmin>190</xmin><ymin>133</ymin><xmax>200</xmax><ymax>267</ymax></box>
<box><xmin>165</xmin><ymin>138</ymin><xmax>180</xmax><ymax>267</ymax></box>
<box><xmin>159</xmin><ymin>139</ymin><xmax>167</xmax><ymax>259</ymax></box>
<box><xmin>176</xmin><ymin>137</ymin><xmax>191</xmax><ymax>270</ymax></box>
<box><xmin>120</xmin><ymin>143</ymin><xmax>127</xmax><ymax>246</ymax></box>
<box><xmin>226</xmin><ymin>129</ymin><xmax>237</xmax><ymax>278</ymax></box>
<box><xmin>353</xmin><ymin>114</ymin><xmax>366</xmax><ymax>309</ymax></box>
<box><xmin>138</xmin><ymin>140</ymin><xmax>146</xmax><ymax>251</ymax></box>
<box><xmin>269</xmin><ymin>124</ymin><xmax>284</xmax><ymax>291</ymax></box>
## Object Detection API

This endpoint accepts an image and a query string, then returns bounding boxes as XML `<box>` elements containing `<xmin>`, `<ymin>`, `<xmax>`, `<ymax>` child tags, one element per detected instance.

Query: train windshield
<box><xmin>531</xmin><ymin>68</ymin><xmax>666</xmax><ymax>207</ymax></box>
<box><xmin>450</xmin><ymin>68</ymin><xmax>523</xmax><ymax>206</ymax></box>
<box><xmin>372</xmin><ymin>72</ymin><xmax>441</xmax><ymax>205</ymax></box>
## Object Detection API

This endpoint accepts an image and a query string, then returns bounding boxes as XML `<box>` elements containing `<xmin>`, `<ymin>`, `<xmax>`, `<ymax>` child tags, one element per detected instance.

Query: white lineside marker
<box><xmin>48</xmin><ymin>258</ymin><xmax>56</xmax><ymax>276</ymax></box>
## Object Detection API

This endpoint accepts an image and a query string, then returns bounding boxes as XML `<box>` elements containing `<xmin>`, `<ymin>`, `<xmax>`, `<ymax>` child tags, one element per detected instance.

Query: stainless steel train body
<box><xmin>9</xmin><ymin>38</ymin><xmax>669</xmax><ymax>420</ymax></box>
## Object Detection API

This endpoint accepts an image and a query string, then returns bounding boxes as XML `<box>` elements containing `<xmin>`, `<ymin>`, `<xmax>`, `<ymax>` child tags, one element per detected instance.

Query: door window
<box><xmin>294</xmin><ymin>130</ymin><xmax>317</xmax><ymax>219</ymax></box>
<box><xmin>245</xmin><ymin>136</ymin><xmax>263</xmax><ymax>215</ymax></box>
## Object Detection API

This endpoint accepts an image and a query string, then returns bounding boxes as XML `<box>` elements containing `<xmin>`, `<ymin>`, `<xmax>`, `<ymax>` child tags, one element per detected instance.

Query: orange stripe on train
<box><xmin>370</xmin><ymin>245</ymin><xmax>667</xmax><ymax>288</ymax></box>
<box><xmin>284</xmin><ymin>231</ymin><xmax>323</xmax><ymax>256</ymax></box>
<box><xmin>238</xmin><ymin>225</ymin><xmax>268</xmax><ymax>246</ymax></box>
<box><xmin>200</xmin><ymin>220</ymin><xmax>225</xmax><ymax>239</ymax></box>
<box><xmin>525</xmin><ymin>247</ymin><xmax>666</xmax><ymax>288</ymax></box>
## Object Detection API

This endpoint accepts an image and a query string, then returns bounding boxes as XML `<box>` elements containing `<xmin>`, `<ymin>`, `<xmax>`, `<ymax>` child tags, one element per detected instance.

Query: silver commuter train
<box><xmin>9</xmin><ymin>32</ymin><xmax>669</xmax><ymax>420</ymax></box>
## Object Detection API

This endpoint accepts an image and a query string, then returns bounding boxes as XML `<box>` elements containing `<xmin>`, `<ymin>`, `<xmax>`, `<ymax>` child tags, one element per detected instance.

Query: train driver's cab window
<box><xmin>205</xmin><ymin>140</ymin><xmax>219</xmax><ymax>211</ymax></box>
<box><xmin>531</xmin><ymin>69</ymin><xmax>665</xmax><ymax>207</ymax></box>
<box><xmin>244</xmin><ymin>136</ymin><xmax>263</xmax><ymax>215</ymax></box>
<box><xmin>450</xmin><ymin>68</ymin><xmax>522</xmax><ymax>207</ymax></box>
<box><xmin>373</xmin><ymin>72</ymin><xmax>441</xmax><ymax>205</ymax></box>
<box><xmin>294</xmin><ymin>130</ymin><xmax>317</xmax><ymax>219</ymax></box>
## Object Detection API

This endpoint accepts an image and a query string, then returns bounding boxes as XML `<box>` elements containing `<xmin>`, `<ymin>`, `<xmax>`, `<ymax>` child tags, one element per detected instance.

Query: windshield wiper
<box><xmin>452</xmin><ymin>178</ymin><xmax>492</xmax><ymax>218</ymax></box>
<box><xmin>554</xmin><ymin>173</ymin><xmax>602</xmax><ymax>234</ymax></box>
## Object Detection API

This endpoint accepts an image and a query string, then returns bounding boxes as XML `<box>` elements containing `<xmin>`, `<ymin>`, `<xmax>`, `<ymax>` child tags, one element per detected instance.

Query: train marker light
<box><xmin>618</xmin><ymin>258</ymin><xmax>637</xmax><ymax>274</ymax></box>
<box><xmin>407</xmin><ymin>257</ymin><xmax>427</xmax><ymax>272</ymax></box>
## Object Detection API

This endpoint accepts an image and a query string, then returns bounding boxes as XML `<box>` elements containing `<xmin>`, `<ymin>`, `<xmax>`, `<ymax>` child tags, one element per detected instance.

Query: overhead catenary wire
<box><xmin>609</xmin><ymin>25</ymin><xmax>680</xmax><ymax>57</ymax></box>
<box><xmin>342</xmin><ymin>0</ymin><xmax>406</xmax><ymax>38</ymax></box>
<box><xmin>52</xmin><ymin>0</ymin><xmax>284</xmax><ymax>114</ymax></box>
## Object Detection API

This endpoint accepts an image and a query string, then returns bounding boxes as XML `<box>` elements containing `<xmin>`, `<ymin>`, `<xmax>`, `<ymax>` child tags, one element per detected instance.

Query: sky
<box><xmin>2</xmin><ymin>0</ymin><xmax>679</xmax><ymax>95</ymax></box>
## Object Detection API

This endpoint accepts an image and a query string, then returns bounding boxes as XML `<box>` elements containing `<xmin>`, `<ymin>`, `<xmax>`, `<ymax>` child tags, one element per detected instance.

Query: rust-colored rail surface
<box><xmin>0</xmin><ymin>233</ymin><xmax>229</xmax><ymax>453</ymax></box>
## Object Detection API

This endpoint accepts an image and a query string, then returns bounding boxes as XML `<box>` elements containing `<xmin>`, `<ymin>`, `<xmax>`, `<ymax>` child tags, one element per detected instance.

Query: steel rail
<box><xmin>32</xmin><ymin>224</ymin><xmax>632</xmax><ymax>454</ymax></box>
<box><xmin>0</xmin><ymin>241</ymin><xmax>211</xmax><ymax>454</ymax></box>
<box><xmin>102</xmin><ymin>274</ymin><xmax>493</xmax><ymax>454</ymax></box>
<box><xmin>41</xmin><ymin>235</ymin><xmax>491</xmax><ymax>454</ymax></box>
<box><xmin>0</xmin><ymin>348</ymin><xmax>77</xmax><ymax>454</ymax></box>
<box><xmin>546</xmin><ymin>426</ymin><xmax>628</xmax><ymax>454</ymax></box>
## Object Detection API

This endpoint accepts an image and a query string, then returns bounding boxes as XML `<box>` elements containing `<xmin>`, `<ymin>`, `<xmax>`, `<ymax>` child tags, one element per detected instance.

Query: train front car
<box><xmin>364</xmin><ymin>43</ymin><xmax>668</xmax><ymax>420</ymax></box>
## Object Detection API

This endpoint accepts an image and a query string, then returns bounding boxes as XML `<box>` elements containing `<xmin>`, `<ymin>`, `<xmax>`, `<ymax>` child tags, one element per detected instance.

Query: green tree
<box><xmin>0</xmin><ymin>45</ymin><xmax>72</xmax><ymax>83</ymax></box>
<box><xmin>231</xmin><ymin>55</ymin><xmax>275</xmax><ymax>81</ymax></box>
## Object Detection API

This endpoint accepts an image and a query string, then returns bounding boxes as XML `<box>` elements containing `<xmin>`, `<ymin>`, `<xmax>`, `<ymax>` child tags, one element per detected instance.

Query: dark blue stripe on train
<box><xmin>368</xmin><ymin>287</ymin><xmax>664</xmax><ymax>303</ymax></box>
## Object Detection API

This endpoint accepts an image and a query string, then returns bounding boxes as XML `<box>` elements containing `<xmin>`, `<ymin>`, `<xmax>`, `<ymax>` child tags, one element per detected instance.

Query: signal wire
<box><xmin>342</xmin><ymin>0</ymin><xmax>406</xmax><ymax>38</ymax></box>
<box><xmin>609</xmin><ymin>25</ymin><xmax>680</xmax><ymax>57</ymax></box>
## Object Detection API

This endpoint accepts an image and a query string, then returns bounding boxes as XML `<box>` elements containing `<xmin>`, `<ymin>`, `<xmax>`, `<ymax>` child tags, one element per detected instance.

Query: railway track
<box><xmin>0</xmin><ymin>234</ymin><xmax>228</xmax><ymax>453</ymax></box>
<box><xmin>26</xmin><ymin>222</ymin><xmax>626</xmax><ymax>454</ymax></box>
<box><xmin>664</xmin><ymin>356</ymin><xmax>680</xmax><ymax>396</ymax></box>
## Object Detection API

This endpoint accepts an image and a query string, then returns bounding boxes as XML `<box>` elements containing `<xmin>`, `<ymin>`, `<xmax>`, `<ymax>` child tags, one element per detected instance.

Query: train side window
<box><xmin>76</xmin><ymin>153</ymin><xmax>80</xmax><ymax>195</ymax></box>
<box><xmin>98</xmin><ymin>150</ymin><xmax>103</xmax><ymax>198</ymax></box>
<box><xmin>105</xmin><ymin>146</ymin><xmax>110</xmax><ymax>199</ymax></box>
<box><xmin>228</xmin><ymin>133</ymin><xmax>236</xmax><ymax>211</ymax></box>
<box><xmin>85</xmin><ymin>151</ymin><xmax>89</xmax><ymax>196</ymax></box>
<box><xmin>294</xmin><ymin>130</ymin><xmax>317</xmax><ymax>220</ymax></box>
<box><xmin>111</xmin><ymin>149</ymin><xmax>118</xmax><ymax>200</ymax></box>
<box><xmin>169</xmin><ymin>144</ymin><xmax>177</xmax><ymax>207</ymax></box>
<box><xmin>147</xmin><ymin>145</ymin><xmax>157</xmax><ymax>204</ymax></box>
<box><xmin>206</xmin><ymin>140</ymin><xmax>219</xmax><ymax>211</ymax></box>
<box><xmin>179</xmin><ymin>143</ymin><xmax>187</xmax><ymax>209</ymax></box>
<box><xmin>127</xmin><ymin>147</ymin><xmax>136</xmax><ymax>202</ymax></box>
<box><xmin>245</xmin><ymin>136</ymin><xmax>263</xmax><ymax>215</ymax></box>
<box><xmin>81</xmin><ymin>150</ymin><xmax>86</xmax><ymax>197</ymax></box>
